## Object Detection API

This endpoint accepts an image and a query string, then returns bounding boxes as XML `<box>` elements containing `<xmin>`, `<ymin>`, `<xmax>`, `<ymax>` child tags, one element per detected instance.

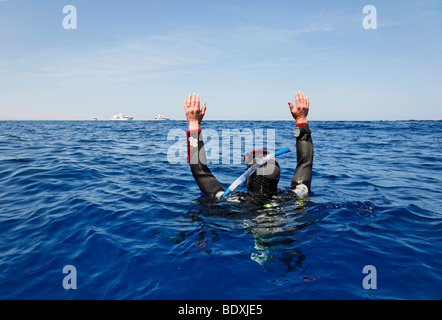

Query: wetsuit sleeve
<box><xmin>290</xmin><ymin>123</ymin><xmax>314</xmax><ymax>192</ymax></box>
<box><xmin>187</xmin><ymin>129</ymin><xmax>224</xmax><ymax>197</ymax></box>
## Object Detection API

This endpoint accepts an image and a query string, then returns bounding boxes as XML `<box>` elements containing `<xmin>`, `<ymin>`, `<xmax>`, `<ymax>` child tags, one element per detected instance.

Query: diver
<box><xmin>184</xmin><ymin>91</ymin><xmax>313</xmax><ymax>199</ymax></box>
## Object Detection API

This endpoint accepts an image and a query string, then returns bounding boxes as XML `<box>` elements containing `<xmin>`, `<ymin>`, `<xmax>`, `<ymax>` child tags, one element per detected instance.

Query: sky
<box><xmin>0</xmin><ymin>0</ymin><xmax>441</xmax><ymax>120</ymax></box>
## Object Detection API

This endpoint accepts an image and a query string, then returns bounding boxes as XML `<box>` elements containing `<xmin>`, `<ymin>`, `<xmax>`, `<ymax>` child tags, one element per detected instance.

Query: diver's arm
<box><xmin>184</xmin><ymin>93</ymin><xmax>224</xmax><ymax>198</ymax></box>
<box><xmin>187</xmin><ymin>129</ymin><xmax>224</xmax><ymax>197</ymax></box>
<box><xmin>291</xmin><ymin>123</ymin><xmax>313</xmax><ymax>192</ymax></box>
<box><xmin>288</xmin><ymin>91</ymin><xmax>313</xmax><ymax>196</ymax></box>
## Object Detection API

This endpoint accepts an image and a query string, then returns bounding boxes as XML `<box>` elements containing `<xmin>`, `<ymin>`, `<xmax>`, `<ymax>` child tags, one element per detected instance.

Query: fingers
<box><xmin>185</xmin><ymin>92</ymin><xmax>200</xmax><ymax>109</ymax></box>
<box><xmin>295</xmin><ymin>91</ymin><xmax>309</xmax><ymax>106</ymax></box>
<box><xmin>191</xmin><ymin>93</ymin><xmax>196</xmax><ymax>108</ymax></box>
<box><xmin>194</xmin><ymin>92</ymin><xmax>199</xmax><ymax>109</ymax></box>
<box><xmin>186</xmin><ymin>93</ymin><xmax>192</xmax><ymax>108</ymax></box>
<box><xmin>201</xmin><ymin>102</ymin><xmax>207</xmax><ymax>117</ymax></box>
<box><xmin>288</xmin><ymin>101</ymin><xmax>295</xmax><ymax>112</ymax></box>
<box><xmin>184</xmin><ymin>92</ymin><xmax>206</xmax><ymax>113</ymax></box>
<box><xmin>295</xmin><ymin>91</ymin><xmax>301</xmax><ymax>106</ymax></box>
<box><xmin>300</xmin><ymin>91</ymin><xmax>307</xmax><ymax>105</ymax></box>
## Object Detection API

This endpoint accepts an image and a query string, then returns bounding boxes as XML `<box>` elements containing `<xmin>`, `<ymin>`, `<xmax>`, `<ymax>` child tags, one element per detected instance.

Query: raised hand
<box><xmin>184</xmin><ymin>92</ymin><xmax>207</xmax><ymax>131</ymax></box>
<box><xmin>288</xmin><ymin>91</ymin><xmax>309</xmax><ymax>124</ymax></box>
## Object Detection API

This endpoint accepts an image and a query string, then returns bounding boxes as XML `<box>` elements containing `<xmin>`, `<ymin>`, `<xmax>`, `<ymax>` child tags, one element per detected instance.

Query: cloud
<box><xmin>1</xmin><ymin>18</ymin><xmax>337</xmax><ymax>86</ymax></box>
<box><xmin>1</xmin><ymin>34</ymin><xmax>217</xmax><ymax>84</ymax></box>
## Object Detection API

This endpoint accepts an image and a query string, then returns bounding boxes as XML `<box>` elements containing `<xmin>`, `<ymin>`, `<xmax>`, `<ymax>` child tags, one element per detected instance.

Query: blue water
<box><xmin>0</xmin><ymin>120</ymin><xmax>441</xmax><ymax>300</ymax></box>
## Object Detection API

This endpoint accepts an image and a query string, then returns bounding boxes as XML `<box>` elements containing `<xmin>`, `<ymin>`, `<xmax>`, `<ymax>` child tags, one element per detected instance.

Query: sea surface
<box><xmin>0</xmin><ymin>120</ymin><xmax>441</xmax><ymax>300</ymax></box>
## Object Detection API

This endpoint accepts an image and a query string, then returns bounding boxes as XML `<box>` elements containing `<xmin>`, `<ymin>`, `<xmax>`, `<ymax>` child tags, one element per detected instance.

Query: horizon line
<box><xmin>0</xmin><ymin>119</ymin><xmax>440</xmax><ymax>122</ymax></box>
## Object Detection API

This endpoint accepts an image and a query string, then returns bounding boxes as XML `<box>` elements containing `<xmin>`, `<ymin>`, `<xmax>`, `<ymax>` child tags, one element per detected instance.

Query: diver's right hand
<box><xmin>288</xmin><ymin>91</ymin><xmax>309</xmax><ymax>124</ymax></box>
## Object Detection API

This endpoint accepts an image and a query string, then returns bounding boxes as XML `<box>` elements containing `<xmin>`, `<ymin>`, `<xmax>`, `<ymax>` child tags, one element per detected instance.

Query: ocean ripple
<box><xmin>0</xmin><ymin>120</ymin><xmax>441</xmax><ymax>299</ymax></box>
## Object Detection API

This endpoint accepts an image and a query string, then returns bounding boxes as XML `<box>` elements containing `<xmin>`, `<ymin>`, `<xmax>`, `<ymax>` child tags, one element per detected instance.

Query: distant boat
<box><xmin>111</xmin><ymin>113</ymin><xmax>133</xmax><ymax>121</ymax></box>
<box><xmin>92</xmin><ymin>117</ymin><xmax>98</xmax><ymax>121</ymax></box>
<box><xmin>153</xmin><ymin>114</ymin><xmax>170</xmax><ymax>120</ymax></box>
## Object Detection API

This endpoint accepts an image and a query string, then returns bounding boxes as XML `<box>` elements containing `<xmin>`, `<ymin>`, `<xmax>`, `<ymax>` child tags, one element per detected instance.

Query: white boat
<box><xmin>153</xmin><ymin>114</ymin><xmax>170</xmax><ymax>120</ymax></box>
<box><xmin>111</xmin><ymin>113</ymin><xmax>133</xmax><ymax>121</ymax></box>
<box><xmin>92</xmin><ymin>117</ymin><xmax>98</xmax><ymax>121</ymax></box>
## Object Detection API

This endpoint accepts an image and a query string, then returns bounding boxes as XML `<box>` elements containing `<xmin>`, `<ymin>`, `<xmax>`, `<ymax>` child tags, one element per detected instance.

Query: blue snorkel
<box><xmin>221</xmin><ymin>147</ymin><xmax>291</xmax><ymax>197</ymax></box>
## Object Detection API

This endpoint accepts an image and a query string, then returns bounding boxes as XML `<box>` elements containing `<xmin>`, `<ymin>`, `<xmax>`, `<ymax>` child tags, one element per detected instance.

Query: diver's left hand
<box><xmin>184</xmin><ymin>92</ymin><xmax>206</xmax><ymax>131</ymax></box>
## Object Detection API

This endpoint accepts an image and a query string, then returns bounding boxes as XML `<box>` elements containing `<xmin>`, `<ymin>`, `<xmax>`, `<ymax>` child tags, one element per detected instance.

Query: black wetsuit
<box><xmin>187</xmin><ymin>124</ymin><xmax>313</xmax><ymax>198</ymax></box>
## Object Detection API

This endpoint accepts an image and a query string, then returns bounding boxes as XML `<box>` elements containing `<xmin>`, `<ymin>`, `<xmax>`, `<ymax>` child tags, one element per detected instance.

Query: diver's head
<box><xmin>244</xmin><ymin>150</ymin><xmax>280</xmax><ymax>195</ymax></box>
